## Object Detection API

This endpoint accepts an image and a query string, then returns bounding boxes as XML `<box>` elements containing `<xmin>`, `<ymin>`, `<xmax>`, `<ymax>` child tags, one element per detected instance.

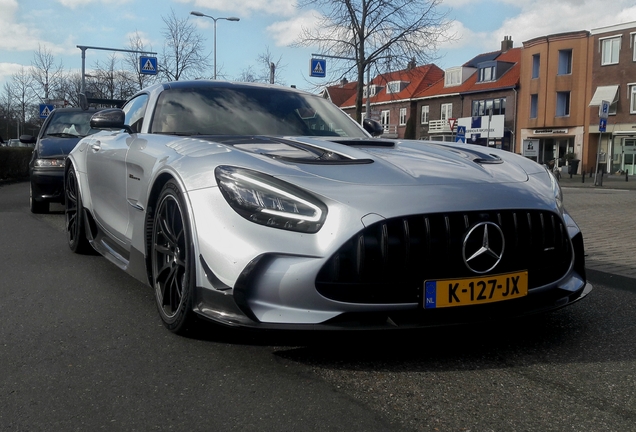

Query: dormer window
<box><xmin>478</xmin><ymin>65</ymin><xmax>495</xmax><ymax>82</ymax></box>
<box><xmin>444</xmin><ymin>68</ymin><xmax>462</xmax><ymax>87</ymax></box>
<box><xmin>386</xmin><ymin>81</ymin><xmax>409</xmax><ymax>94</ymax></box>
<box><xmin>363</xmin><ymin>84</ymin><xmax>382</xmax><ymax>98</ymax></box>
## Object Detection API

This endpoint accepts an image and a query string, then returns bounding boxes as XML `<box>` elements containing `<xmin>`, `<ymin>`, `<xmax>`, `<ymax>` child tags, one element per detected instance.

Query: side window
<box><xmin>123</xmin><ymin>94</ymin><xmax>149</xmax><ymax>133</ymax></box>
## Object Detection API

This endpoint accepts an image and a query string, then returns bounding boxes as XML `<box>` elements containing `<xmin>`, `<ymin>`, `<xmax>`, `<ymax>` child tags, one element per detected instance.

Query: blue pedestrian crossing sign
<box><xmin>140</xmin><ymin>56</ymin><xmax>158</xmax><ymax>75</ymax></box>
<box><xmin>310</xmin><ymin>58</ymin><xmax>326</xmax><ymax>78</ymax></box>
<box><xmin>455</xmin><ymin>125</ymin><xmax>466</xmax><ymax>142</ymax></box>
<box><xmin>39</xmin><ymin>104</ymin><xmax>55</xmax><ymax>119</ymax></box>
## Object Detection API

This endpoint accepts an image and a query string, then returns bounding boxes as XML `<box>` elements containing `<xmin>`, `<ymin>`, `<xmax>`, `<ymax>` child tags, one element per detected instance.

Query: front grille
<box><xmin>316</xmin><ymin>210</ymin><xmax>572</xmax><ymax>304</ymax></box>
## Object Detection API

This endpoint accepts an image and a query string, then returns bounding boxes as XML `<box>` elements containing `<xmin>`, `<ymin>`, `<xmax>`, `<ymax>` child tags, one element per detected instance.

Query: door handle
<box><xmin>91</xmin><ymin>141</ymin><xmax>101</xmax><ymax>151</ymax></box>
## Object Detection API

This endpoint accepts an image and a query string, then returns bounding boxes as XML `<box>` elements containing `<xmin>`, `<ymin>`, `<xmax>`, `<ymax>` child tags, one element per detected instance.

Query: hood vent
<box><xmin>441</xmin><ymin>145</ymin><xmax>503</xmax><ymax>165</ymax></box>
<box><xmin>223</xmin><ymin>136</ymin><xmax>374</xmax><ymax>165</ymax></box>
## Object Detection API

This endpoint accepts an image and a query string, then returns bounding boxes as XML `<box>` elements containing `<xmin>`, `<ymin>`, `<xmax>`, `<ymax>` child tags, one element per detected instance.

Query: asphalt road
<box><xmin>1</xmin><ymin>181</ymin><xmax>635</xmax><ymax>431</ymax></box>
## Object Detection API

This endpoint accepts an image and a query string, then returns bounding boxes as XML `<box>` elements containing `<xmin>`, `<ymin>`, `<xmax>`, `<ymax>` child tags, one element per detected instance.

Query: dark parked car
<box><xmin>21</xmin><ymin>107</ymin><xmax>102</xmax><ymax>213</ymax></box>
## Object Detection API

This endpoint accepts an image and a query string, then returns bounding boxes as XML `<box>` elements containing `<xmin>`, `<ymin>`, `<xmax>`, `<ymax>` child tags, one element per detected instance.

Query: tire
<box><xmin>30</xmin><ymin>183</ymin><xmax>49</xmax><ymax>214</ymax></box>
<box><xmin>151</xmin><ymin>180</ymin><xmax>196</xmax><ymax>334</ymax></box>
<box><xmin>65</xmin><ymin>166</ymin><xmax>92</xmax><ymax>254</ymax></box>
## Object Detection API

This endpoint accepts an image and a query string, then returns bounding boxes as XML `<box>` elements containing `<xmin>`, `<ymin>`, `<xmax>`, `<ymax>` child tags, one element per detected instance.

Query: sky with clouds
<box><xmin>1</xmin><ymin>0</ymin><xmax>635</xmax><ymax>92</ymax></box>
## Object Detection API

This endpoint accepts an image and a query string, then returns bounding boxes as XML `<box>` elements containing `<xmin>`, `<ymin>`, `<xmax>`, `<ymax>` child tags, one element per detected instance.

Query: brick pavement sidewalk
<box><xmin>558</xmin><ymin>172</ymin><xmax>636</xmax><ymax>190</ymax></box>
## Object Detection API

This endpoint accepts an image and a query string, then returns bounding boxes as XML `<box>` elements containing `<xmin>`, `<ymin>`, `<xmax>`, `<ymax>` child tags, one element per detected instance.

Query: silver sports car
<box><xmin>65</xmin><ymin>80</ymin><xmax>592</xmax><ymax>334</ymax></box>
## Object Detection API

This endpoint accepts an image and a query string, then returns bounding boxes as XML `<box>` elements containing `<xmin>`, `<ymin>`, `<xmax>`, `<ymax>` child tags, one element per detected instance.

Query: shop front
<box><xmin>612</xmin><ymin>135</ymin><xmax>636</xmax><ymax>175</ymax></box>
<box><xmin>525</xmin><ymin>128</ymin><xmax>583</xmax><ymax>172</ymax></box>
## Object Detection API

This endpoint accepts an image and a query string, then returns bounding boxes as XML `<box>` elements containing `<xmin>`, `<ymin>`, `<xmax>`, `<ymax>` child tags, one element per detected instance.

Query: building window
<box><xmin>440</xmin><ymin>103</ymin><xmax>452</xmax><ymax>121</ymax></box>
<box><xmin>630</xmin><ymin>85</ymin><xmax>636</xmax><ymax>114</ymax></box>
<box><xmin>387</xmin><ymin>81</ymin><xmax>407</xmax><ymax>94</ymax></box>
<box><xmin>532</xmin><ymin>54</ymin><xmax>540</xmax><ymax>79</ymax></box>
<box><xmin>363</xmin><ymin>85</ymin><xmax>380</xmax><ymax>98</ymax></box>
<box><xmin>530</xmin><ymin>94</ymin><xmax>538</xmax><ymax>119</ymax></box>
<box><xmin>399</xmin><ymin>108</ymin><xmax>407</xmax><ymax>125</ymax></box>
<box><xmin>444</xmin><ymin>68</ymin><xmax>461</xmax><ymax>87</ymax></box>
<box><xmin>478</xmin><ymin>66</ymin><xmax>495</xmax><ymax>82</ymax></box>
<box><xmin>633</xmin><ymin>34</ymin><xmax>636</xmax><ymax>61</ymax></box>
<box><xmin>381</xmin><ymin>110</ymin><xmax>390</xmax><ymax>131</ymax></box>
<box><xmin>601</xmin><ymin>37</ymin><xmax>621</xmax><ymax>65</ymax></box>
<box><xmin>421</xmin><ymin>105</ymin><xmax>429</xmax><ymax>124</ymax></box>
<box><xmin>558</xmin><ymin>50</ymin><xmax>572</xmax><ymax>75</ymax></box>
<box><xmin>556</xmin><ymin>91</ymin><xmax>570</xmax><ymax>117</ymax></box>
<box><xmin>471</xmin><ymin>98</ymin><xmax>506</xmax><ymax>117</ymax></box>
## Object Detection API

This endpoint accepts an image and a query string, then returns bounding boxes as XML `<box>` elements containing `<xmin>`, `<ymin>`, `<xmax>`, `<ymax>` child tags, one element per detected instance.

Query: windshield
<box><xmin>44</xmin><ymin>111</ymin><xmax>100</xmax><ymax>137</ymax></box>
<box><xmin>150</xmin><ymin>86</ymin><xmax>367</xmax><ymax>138</ymax></box>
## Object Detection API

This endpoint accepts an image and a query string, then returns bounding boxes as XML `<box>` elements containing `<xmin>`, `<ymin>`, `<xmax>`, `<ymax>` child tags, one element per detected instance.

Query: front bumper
<box><xmin>30</xmin><ymin>168</ymin><xmax>65</xmax><ymax>203</ymax></box>
<box><xmin>193</xmin><ymin>272</ymin><xmax>592</xmax><ymax>330</ymax></box>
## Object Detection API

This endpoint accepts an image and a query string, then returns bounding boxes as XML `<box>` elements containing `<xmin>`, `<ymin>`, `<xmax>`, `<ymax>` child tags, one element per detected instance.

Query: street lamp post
<box><xmin>190</xmin><ymin>11</ymin><xmax>240</xmax><ymax>80</ymax></box>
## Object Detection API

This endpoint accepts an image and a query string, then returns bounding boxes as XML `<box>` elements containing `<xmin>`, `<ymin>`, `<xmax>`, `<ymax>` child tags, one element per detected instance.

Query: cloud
<box><xmin>267</xmin><ymin>10</ymin><xmax>322</xmax><ymax>46</ymax></box>
<box><xmin>177</xmin><ymin>0</ymin><xmax>299</xmax><ymax>18</ymax></box>
<box><xmin>0</xmin><ymin>0</ymin><xmax>44</xmax><ymax>52</ymax></box>
<box><xmin>437</xmin><ymin>0</ymin><xmax>636</xmax><ymax>68</ymax></box>
<box><xmin>0</xmin><ymin>63</ymin><xmax>33</xmax><ymax>85</ymax></box>
<box><xmin>55</xmin><ymin>0</ymin><xmax>131</xmax><ymax>8</ymax></box>
<box><xmin>496</xmin><ymin>0</ymin><xmax>635</xmax><ymax>44</ymax></box>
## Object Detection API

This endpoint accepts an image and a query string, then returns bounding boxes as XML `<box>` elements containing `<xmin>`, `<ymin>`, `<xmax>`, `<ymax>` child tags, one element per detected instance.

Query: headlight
<box><xmin>35</xmin><ymin>158</ymin><xmax>65</xmax><ymax>168</ymax></box>
<box><xmin>546</xmin><ymin>165</ymin><xmax>564</xmax><ymax>213</ymax></box>
<box><xmin>215</xmin><ymin>166</ymin><xmax>328</xmax><ymax>233</ymax></box>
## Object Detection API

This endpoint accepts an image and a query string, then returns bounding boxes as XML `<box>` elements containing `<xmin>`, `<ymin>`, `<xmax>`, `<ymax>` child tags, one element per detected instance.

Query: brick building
<box><xmin>586</xmin><ymin>21</ymin><xmax>636</xmax><ymax>175</ymax></box>
<box><xmin>414</xmin><ymin>38</ymin><xmax>520</xmax><ymax>150</ymax></box>
<box><xmin>517</xmin><ymin>31</ymin><xmax>591</xmax><ymax>172</ymax></box>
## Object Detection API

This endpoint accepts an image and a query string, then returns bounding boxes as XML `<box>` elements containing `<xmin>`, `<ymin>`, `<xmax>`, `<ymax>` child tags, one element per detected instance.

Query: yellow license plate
<box><xmin>424</xmin><ymin>271</ymin><xmax>528</xmax><ymax>309</ymax></box>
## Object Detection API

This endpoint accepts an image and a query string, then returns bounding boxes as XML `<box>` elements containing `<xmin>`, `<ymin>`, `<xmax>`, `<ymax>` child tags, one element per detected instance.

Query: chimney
<box><xmin>340</xmin><ymin>78</ymin><xmax>348</xmax><ymax>86</ymax></box>
<box><xmin>501</xmin><ymin>36</ymin><xmax>513</xmax><ymax>52</ymax></box>
<box><xmin>408</xmin><ymin>57</ymin><xmax>416</xmax><ymax>70</ymax></box>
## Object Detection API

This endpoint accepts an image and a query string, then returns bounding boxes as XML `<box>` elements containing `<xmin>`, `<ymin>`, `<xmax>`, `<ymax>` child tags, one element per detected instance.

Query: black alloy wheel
<box><xmin>151</xmin><ymin>180</ymin><xmax>195</xmax><ymax>333</ymax></box>
<box><xmin>65</xmin><ymin>167</ymin><xmax>92</xmax><ymax>254</ymax></box>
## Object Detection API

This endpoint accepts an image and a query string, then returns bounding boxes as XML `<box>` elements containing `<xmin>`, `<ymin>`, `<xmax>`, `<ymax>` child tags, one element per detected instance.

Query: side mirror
<box><xmin>90</xmin><ymin>109</ymin><xmax>133</xmax><ymax>133</ymax></box>
<box><xmin>20</xmin><ymin>134</ymin><xmax>36</xmax><ymax>144</ymax></box>
<box><xmin>363</xmin><ymin>118</ymin><xmax>384</xmax><ymax>137</ymax></box>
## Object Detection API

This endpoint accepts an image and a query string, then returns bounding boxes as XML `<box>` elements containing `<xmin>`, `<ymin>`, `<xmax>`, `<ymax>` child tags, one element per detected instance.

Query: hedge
<box><xmin>0</xmin><ymin>147</ymin><xmax>32</xmax><ymax>179</ymax></box>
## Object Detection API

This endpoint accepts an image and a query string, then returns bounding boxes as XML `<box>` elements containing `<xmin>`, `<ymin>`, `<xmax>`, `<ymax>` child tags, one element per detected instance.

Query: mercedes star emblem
<box><xmin>462</xmin><ymin>222</ymin><xmax>505</xmax><ymax>274</ymax></box>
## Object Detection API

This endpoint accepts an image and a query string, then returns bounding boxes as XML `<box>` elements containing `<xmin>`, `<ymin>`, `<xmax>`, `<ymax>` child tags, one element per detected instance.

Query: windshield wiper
<box><xmin>156</xmin><ymin>131</ymin><xmax>196</xmax><ymax>136</ymax></box>
<box><xmin>46</xmin><ymin>132</ymin><xmax>79</xmax><ymax>138</ymax></box>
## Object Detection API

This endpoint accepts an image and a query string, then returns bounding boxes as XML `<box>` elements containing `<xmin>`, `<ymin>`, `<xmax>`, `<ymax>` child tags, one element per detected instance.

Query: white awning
<box><xmin>589</xmin><ymin>85</ymin><xmax>619</xmax><ymax>106</ymax></box>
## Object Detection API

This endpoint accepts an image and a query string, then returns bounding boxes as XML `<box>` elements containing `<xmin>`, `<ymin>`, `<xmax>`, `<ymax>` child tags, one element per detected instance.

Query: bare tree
<box><xmin>30</xmin><ymin>44</ymin><xmax>65</xmax><ymax>104</ymax></box>
<box><xmin>87</xmin><ymin>54</ymin><xmax>138</xmax><ymax>104</ymax></box>
<box><xmin>57</xmin><ymin>72</ymin><xmax>83</xmax><ymax>107</ymax></box>
<box><xmin>90</xmin><ymin>54</ymin><xmax>119</xmax><ymax>100</ymax></box>
<box><xmin>258</xmin><ymin>47</ymin><xmax>286</xmax><ymax>85</ymax></box>
<box><xmin>296</xmin><ymin>0</ymin><xmax>451</xmax><ymax>122</ymax></box>
<box><xmin>9</xmin><ymin>66</ymin><xmax>36</xmax><ymax>135</ymax></box>
<box><xmin>123</xmin><ymin>31</ymin><xmax>158</xmax><ymax>91</ymax></box>
<box><xmin>236</xmin><ymin>65</ymin><xmax>259</xmax><ymax>83</ymax></box>
<box><xmin>1</xmin><ymin>83</ymin><xmax>16</xmax><ymax>139</ymax></box>
<box><xmin>160</xmin><ymin>9</ymin><xmax>210</xmax><ymax>81</ymax></box>
<box><xmin>236</xmin><ymin>47</ymin><xmax>286</xmax><ymax>85</ymax></box>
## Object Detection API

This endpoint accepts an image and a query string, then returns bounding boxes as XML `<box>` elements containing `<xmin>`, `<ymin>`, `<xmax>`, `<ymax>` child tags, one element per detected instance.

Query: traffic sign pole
<box><xmin>594</xmin><ymin>100</ymin><xmax>610</xmax><ymax>186</ymax></box>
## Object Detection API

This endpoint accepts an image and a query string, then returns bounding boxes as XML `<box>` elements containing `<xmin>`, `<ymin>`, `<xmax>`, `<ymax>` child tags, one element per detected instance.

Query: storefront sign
<box><xmin>533</xmin><ymin>129</ymin><xmax>569</xmax><ymax>135</ymax></box>
<box><xmin>457</xmin><ymin>115</ymin><xmax>504</xmax><ymax>139</ymax></box>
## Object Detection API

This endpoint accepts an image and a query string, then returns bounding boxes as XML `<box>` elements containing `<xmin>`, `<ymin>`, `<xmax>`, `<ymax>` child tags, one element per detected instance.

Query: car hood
<box><xmin>172</xmin><ymin>135</ymin><xmax>557</xmax><ymax>216</ymax></box>
<box><xmin>196</xmin><ymin>135</ymin><xmax>538</xmax><ymax>186</ymax></box>
<box><xmin>37</xmin><ymin>136</ymin><xmax>84</xmax><ymax>158</ymax></box>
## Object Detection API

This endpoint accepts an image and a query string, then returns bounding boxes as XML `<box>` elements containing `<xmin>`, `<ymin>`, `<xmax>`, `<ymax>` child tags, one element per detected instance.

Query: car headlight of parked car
<box><xmin>215</xmin><ymin>165</ymin><xmax>327</xmax><ymax>233</ymax></box>
<box><xmin>35</xmin><ymin>158</ymin><xmax>66</xmax><ymax>168</ymax></box>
